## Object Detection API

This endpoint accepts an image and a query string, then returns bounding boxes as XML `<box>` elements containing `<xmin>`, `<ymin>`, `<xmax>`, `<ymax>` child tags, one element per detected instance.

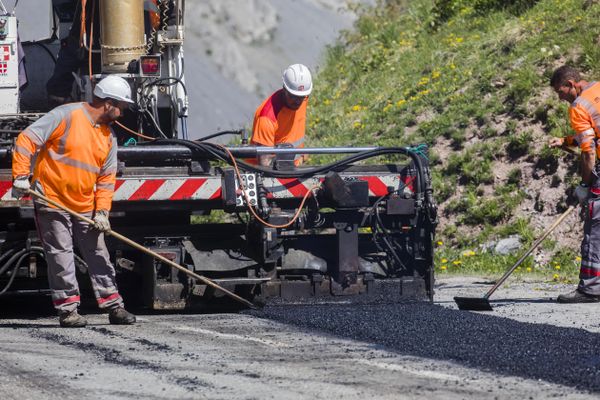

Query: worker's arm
<box><xmin>250</xmin><ymin>116</ymin><xmax>277</xmax><ymax>167</ymax></box>
<box><xmin>95</xmin><ymin>135</ymin><xmax>118</xmax><ymax>212</ymax></box>
<box><xmin>581</xmin><ymin>150</ymin><xmax>596</xmax><ymax>185</ymax></box>
<box><xmin>12</xmin><ymin>110</ymin><xmax>64</xmax><ymax>178</ymax></box>
<box><xmin>568</xmin><ymin>105</ymin><xmax>597</xmax><ymax>184</ymax></box>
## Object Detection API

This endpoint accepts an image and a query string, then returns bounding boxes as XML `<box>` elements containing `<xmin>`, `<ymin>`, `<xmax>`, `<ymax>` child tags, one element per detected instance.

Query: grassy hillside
<box><xmin>307</xmin><ymin>0</ymin><xmax>600</xmax><ymax>280</ymax></box>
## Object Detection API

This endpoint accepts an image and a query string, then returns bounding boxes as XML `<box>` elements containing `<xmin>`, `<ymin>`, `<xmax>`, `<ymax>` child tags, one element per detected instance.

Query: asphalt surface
<box><xmin>0</xmin><ymin>277</ymin><xmax>599</xmax><ymax>399</ymax></box>
<box><xmin>253</xmin><ymin>301</ymin><xmax>600</xmax><ymax>392</ymax></box>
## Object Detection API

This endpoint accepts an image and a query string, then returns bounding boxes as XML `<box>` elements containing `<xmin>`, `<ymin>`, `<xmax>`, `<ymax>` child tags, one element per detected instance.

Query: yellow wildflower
<box><xmin>440</xmin><ymin>265</ymin><xmax>447</xmax><ymax>271</ymax></box>
<box><xmin>441</xmin><ymin>258</ymin><xmax>448</xmax><ymax>263</ymax></box>
<box><xmin>555</xmin><ymin>265</ymin><xmax>561</xmax><ymax>270</ymax></box>
<box><xmin>553</xmin><ymin>273</ymin><xmax>560</xmax><ymax>281</ymax></box>
<box><xmin>351</xmin><ymin>105</ymin><xmax>362</xmax><ymax>112</ymax></box>
<box><xmin>396</xmin><ymin>99</ymin><xmax>406</xmax><ymax>107</ymax></box>
<box><xmin>453</xmin><ymin>260</ymin><xmax>462</xmax><ymax>265</ymax></box>
<box><xmin>436</xmin><ymin>240</ymin><xmax>443</xmax><ymax>246</ymax></box>
<box><xmin>576</xmin><ymin>256</ymin><xmax>582</xmax><ymax>262</ymax></box>
<box><xmin>526</xmin><ymin>267</ymin><xmax>532</xmax><ymax>272</ymax></box>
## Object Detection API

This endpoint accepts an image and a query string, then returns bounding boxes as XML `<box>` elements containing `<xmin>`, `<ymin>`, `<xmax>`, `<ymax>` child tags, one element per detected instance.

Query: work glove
<box><xmin>93</xmin><ymin>210</ymin><xmax>111</xmax><ymax>232</ymax></box>
<box><xmin>574</xmin><ymin>184</ymin><xmax>590</xmax><ymax>205</ymax></box>
<box><xmin>11</xmin><ymin>176</ymin><xmax>30</xmax><ymax>199</ymax></box>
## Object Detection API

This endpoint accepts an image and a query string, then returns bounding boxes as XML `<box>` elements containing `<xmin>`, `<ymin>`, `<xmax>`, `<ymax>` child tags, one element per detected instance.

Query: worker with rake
<box><xmin>550</xmin><ymin>65</ymin><xmax>600</xmax><ymax>303</ymax></box>
<box><xmin>11</xmin><ymin>76</ymin><xmax>137</xmax><ymax>326</ymax></box>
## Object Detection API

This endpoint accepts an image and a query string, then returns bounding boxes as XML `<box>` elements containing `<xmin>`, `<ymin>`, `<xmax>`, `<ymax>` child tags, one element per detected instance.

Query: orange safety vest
<box><xmin>566</xmin><ymin>81</ymin><xmax>600</xmax><ymax>157</ymax></box>
<box><xmin>12</xmin><ymin>103</ymin><xmax>117</xmax><ymax>213</ymax></box>
<box><xmin>250</xmin><ymin>89</ymin><xmax>307</xmax><ymax>165</ymax></box>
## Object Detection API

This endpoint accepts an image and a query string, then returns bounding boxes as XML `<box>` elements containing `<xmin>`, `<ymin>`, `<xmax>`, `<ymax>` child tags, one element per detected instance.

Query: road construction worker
<box><xmin>549</xmin><ymin>65</ymin><xmax>600</xmax><ymax>303</ymax></box>
<box><xmin>11</xmin><ymin>75</ymin><xmax>137</xmax><ymax>327</ymax></box>
<box><xmin>250</xmin><ymin>63</ymin><xmax>312</xmax><ymax>167</ymax></box>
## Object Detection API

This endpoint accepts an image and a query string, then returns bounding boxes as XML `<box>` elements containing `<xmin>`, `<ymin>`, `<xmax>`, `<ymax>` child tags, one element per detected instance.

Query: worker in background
<box><xmin>11</xmin><ymin>76</ymin><xmax>137</xmax><ymax>327</ymax></box>
<box><xmin>549</xmin><ymin>65</ymin><xmax>600</xmax><ymax>303</ymax></box>
<box><xmin>250</xmin><ymin>63</ymin><xmax>312</xmax><ymax>167</ymax></box>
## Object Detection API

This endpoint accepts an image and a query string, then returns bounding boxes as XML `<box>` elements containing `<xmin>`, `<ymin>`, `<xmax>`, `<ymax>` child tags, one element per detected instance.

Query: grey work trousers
<box><xmin>579</xmin><ymin>197</ymin><xmax>600</xmax><ymax>295</ymax></box>
<box><xmin>35</xmin><ymin>205</ymin><xmax>123</xmax><ymax>312</ymax></box>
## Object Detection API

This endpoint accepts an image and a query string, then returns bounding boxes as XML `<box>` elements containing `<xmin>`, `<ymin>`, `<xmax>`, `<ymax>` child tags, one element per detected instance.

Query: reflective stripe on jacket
<box><xmin>12</xmin><ymin>103</ymin><xmax>117</xmax><ymax>213</ymax></box>
<box><xmin>568</xmin><ymin>82</ymin><xmax>600</xmax><ymax>156</ymax></box>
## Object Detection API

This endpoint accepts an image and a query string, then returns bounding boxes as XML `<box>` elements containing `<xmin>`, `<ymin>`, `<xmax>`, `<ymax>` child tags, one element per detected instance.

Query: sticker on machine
<box><xmin>0</xmin><ymin>45</ymin><xmax>9</xmax><ymax>61</ymax></box>
<box><xmin>0</xmin><ymin>45</ymin><xmax>9</xmax><ymax>76</ymax></box>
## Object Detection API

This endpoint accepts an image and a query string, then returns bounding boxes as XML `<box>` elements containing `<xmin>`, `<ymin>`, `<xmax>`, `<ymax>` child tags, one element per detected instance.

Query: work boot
<box><xmin>557</xmin><ymin>289</ymin><xmax>600</xmax><ymax>303</ymax></box>
<box><xmin>59</xmin><ymin>310</ymin><xmax>87</xmax><ymax>328</ymax></box>
<box><xmin>108</xmin><ymin>307</ymin><xmax>136</xmax><ymax>325</ymax></box>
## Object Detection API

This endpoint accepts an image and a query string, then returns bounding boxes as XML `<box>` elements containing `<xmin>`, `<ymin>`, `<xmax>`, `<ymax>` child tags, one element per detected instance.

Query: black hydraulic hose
<box><xmin>0</xmin><ymin>247</ymin><xmax>45</xmax><ymax>295</ymax></box>
<box><xmin>0</xmin><ymin>252</ymin><xmax>29</xmax><ymax>295</ymax></box>
<box><xmin>196</xmin><ymin>130</ymin><xmax>243</xmax><ymax>142</ymax></box>
<box><xmin>0</xmin><ymin>246</ymin><xmax>45</xmax><ymax>276</ymax></box>
<box><xmin>148</xmin><ymin>138</ymin><xmax>426</xmax><ymax>193</ymax></box>
<box><xmin>0</xmin><ymin>249</ymin><xmax>26</xmax><ymax>276</ymax></box>
<box><xmin>0</xmin><ymin>248</ymin><xmax>18</xmax><ymax>272</ymax></box>
<box><xmin>0</xmin><ymin>258</ymin><xmax>20</xmax><ymax>295</ymax></box>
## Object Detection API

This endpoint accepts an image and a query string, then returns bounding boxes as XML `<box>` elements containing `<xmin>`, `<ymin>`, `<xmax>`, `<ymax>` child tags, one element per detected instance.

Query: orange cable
<box><xmin>115</xmin><ymin>121</ymin><xmax>157</xmax><ymax>141</ymax></box>
<box><xmin>215</xmin><ymin>143</ymin><xmax>320</xmax><ymax>229</ymax></box>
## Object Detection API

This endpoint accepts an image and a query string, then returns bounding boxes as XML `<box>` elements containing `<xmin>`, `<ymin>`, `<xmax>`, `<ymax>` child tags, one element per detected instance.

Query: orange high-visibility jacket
<box><xmin>12</xmin><ymin>103</ymin><xmax>117</xmax><ymax>213</ymax></box>
<box><xmin>565</xmin><ymin>81</ymin><xmax>600</xmax><ymax>156</ymax></box>
<box><xmin>251</xmin><ymin>89</ymin><xmax>307</xmax><ymax>147</ymax></box>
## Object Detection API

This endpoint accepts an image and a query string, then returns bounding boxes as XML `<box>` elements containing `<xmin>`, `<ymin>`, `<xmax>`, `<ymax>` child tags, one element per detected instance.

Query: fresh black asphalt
<box><xmin>251</xmin><ymin>302</ymin><xmax>600</xmax><ymax>392</ymax></box>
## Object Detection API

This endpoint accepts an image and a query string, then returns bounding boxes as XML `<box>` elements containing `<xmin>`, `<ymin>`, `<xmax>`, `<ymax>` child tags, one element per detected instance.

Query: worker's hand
<box><xmin>574</xmin><ymin>184</ymin><xmax>590</xmax><ymax>205</ymax></box>
<box><xmin>11</xmin><ymin>176</ymin><xmax>30</xmax><ymax>199</ymax></box>
<box><xmin>548</xmin><ymin>137</ymin><xmax>565</xmax><ymax>148</ymax></box>
<box><xmin>93</xmin><ymin>210</ymin><xmax>111</xmax><ymax>232</ymax></box>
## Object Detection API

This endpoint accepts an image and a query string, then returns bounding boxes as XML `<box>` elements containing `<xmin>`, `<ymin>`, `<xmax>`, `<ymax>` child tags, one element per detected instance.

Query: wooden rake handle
<box><xmin>484</xmin><ymin>205</ymin><xmax>576</xmax><ymax>299</ymax></box>
<box><xmin>27</xmin><ymin>190</ymin><xmax>257</xmax><ymax>309</ymax></box>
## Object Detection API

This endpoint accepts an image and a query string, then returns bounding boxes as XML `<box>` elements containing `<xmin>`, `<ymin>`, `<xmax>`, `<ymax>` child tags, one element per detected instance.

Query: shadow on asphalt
<box><xmin>251</xmin><ymin>302</ymin><xmax>600</xmax><ymax>393</ymax></box>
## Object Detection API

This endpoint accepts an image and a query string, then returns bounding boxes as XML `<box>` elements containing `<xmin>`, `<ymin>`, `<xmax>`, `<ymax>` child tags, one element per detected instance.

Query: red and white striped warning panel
<box><xmin>0</xmin><ymin>174</ymin><xmax>415</xmax><ymax>205</ymax></box>
<box><xmin>262</xmin><ymin>175</ymin><xmax>414</xmax><ymax>199</ymax></box>
<box><xmin>113</xmin><ymin>178</ymin><xmax>222</xmax><ymax>201</ymax></box>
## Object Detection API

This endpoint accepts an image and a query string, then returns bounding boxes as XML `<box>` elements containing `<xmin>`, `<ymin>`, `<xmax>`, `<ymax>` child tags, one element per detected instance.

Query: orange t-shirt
<box><xmin>566</xmin><ymin>81</ymin><xmax>600</xmax><ymax>155</ymax></box>
<box><xmin>251</xmin><ymin>89</ymin><xmax>307</xmax><ymax>148</ymax></box>
<box><xmin>12</xmin><ymin>103</ymin><xmax>117</xmax><ymax>213</ymax></box>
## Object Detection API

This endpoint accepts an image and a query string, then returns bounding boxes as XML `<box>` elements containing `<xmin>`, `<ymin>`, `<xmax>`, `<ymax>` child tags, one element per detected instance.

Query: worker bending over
<box><xmin>12</xmin><ymin>76</ymin><xmax>136</xmax><ymax>327</ymax></box>
<box><xmin>549</xmin><ymin>65</ymin><xmax>600</xmax><ymax>303</ymax></box>
<box><xmin>251</xmin><ymin>63</ymin><xmax>312</xmax><ymax>167</ymax></box>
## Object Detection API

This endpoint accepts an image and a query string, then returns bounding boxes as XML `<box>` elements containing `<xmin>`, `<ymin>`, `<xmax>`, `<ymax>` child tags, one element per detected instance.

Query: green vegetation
<box><xmin>307</xmin><ymin>0</ymin><xmax>600</xmax><ymax>277</ymax></box>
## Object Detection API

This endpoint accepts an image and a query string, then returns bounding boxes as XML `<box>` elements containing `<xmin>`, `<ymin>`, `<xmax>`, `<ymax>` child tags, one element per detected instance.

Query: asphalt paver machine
<box><xmin>0</xmin><ymin>0</ymin><xmax>438</xmax><ymax>309</ymax></box>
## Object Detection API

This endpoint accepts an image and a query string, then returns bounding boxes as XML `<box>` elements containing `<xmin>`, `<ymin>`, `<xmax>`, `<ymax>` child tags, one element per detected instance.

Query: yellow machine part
<box><xmin>100</xmin><ymin>0</ymin><xmax>146</xmax><ymax>72</ymax></box>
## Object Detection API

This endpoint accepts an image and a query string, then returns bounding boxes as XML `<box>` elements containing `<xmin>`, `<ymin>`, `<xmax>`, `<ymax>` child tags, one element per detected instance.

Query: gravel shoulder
<box><xmin>0</xmin><ymin>277</ymin><xmax>598</xmax><ymax>399</ymax></box>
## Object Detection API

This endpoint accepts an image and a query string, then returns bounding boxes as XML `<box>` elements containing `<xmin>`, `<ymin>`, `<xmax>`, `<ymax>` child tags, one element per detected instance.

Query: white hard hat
<box><xmin>282</xmin><ymin>64</ymin><xmax>312</xmax><ymax>97</ymax></box>
<box><xmin>93</xmin><ymin>75</ymin><xmax>135</xmax><ymax>104</ymax></box>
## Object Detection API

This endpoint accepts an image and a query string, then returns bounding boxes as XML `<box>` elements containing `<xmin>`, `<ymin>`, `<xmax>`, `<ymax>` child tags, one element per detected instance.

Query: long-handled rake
<box><xmin>454</xmin><ymin>205</ymin><xmax>576</xmax><ymax>311</ymax></box>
